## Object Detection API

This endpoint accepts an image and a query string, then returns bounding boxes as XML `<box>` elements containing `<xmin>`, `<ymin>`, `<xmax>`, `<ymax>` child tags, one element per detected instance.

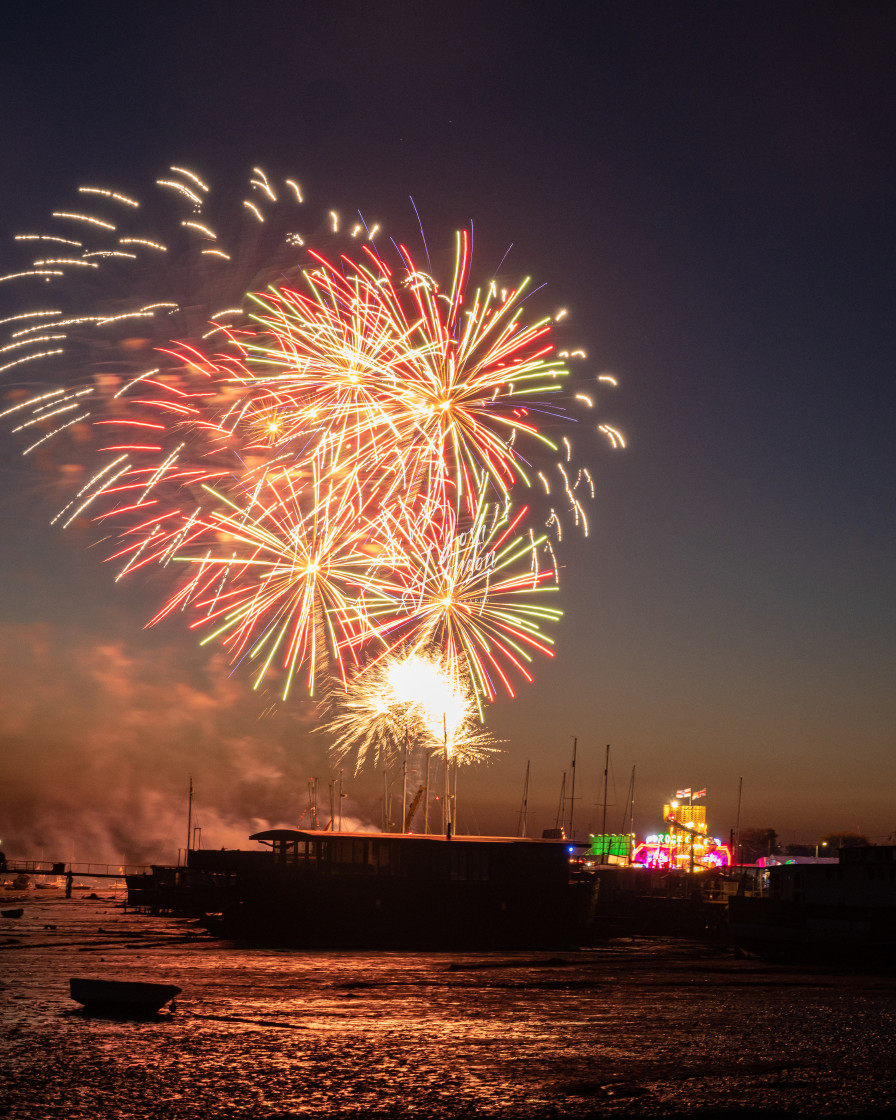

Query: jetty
<box><xmin>2</xmin><ymin>858</ymin><xmax>153</xmax><ymax>897</ymax></box>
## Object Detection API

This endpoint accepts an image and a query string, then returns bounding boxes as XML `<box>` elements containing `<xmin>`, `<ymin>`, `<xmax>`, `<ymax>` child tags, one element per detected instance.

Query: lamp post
<box><xmin>815</xmin><ymin>841</ymin><xmax>828</xmax><ymax>858</ymax></box>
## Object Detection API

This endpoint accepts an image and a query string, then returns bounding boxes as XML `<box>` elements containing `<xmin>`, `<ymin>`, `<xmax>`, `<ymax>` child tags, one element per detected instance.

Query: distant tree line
<box><xmin>736</xmin><ymin>829</ymin><xmax>870</xmax><ymax>862</ymax></box>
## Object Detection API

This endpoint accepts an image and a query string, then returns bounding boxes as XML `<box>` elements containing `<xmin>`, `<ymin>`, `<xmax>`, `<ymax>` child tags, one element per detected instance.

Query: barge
<box><xmin>147</xmin><ymin>829</ymin><xmax>598</xmax><ymax>949</ymax></box>
<box><xmin>729</xmin><ymin>845</ymin><xmax>896</xmax><ymax>963</ymax></box>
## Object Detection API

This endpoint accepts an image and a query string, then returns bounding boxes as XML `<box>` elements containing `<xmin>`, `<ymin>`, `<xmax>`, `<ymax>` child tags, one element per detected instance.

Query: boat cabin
<box><xmin>248</xmin><ymin>829</ymin><xmax>584</xmax><ymax>886</ymax></box>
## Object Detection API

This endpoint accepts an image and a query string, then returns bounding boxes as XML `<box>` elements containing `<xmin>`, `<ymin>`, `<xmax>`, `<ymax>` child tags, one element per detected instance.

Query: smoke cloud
<box><xmin>0</xmin><ymin>619</ymin><xmax>354</xmax><ymax>865</ymax></box>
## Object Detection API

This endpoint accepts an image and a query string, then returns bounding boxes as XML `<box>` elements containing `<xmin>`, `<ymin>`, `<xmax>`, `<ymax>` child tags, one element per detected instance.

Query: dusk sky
<box><xmin>1</xmin><ymin>3</ymin><xmax>893</xmax><ymax>862</ymax></box>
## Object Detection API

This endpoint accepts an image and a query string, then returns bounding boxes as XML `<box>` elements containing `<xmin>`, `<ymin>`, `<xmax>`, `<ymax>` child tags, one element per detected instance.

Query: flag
<box><xmin>693</xmin><ymin>788</ymin><xmax>707</xmax><ymax>798</ymax></box>
<box><xmin>675</xmin><ymin>788</ymin><xmax>691</xmax><ymax>798</ymax></box>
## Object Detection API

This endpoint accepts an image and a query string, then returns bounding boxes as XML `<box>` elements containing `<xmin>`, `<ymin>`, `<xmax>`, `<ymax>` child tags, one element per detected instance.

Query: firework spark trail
<box><xmin>0</xmin><ymin>166</ymin><xmax>326</xmax><ymax>531</ymax></box>
<box><xmin>1</xmin><ymin>164</ymin><xmax>624</xmax><ymax>769</ymax></box>
<box><xmin>117</xmin><ymin>452</ymin><xmax>387</xmax><ymax>697</ymax></box>
<box><xmin>215</xmin><ymin>235</ymin><xmax>571</xmax><ymax>517</ymax></box>
<box><xmin>354</xmin><ymin>482</ymin><xmax>563</xmax><ymax>711</ymax></box>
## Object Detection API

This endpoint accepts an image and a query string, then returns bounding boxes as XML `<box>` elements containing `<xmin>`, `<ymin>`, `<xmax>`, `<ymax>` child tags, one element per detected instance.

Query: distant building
<box><xmin>632</xmin><ymin>792</ymin><xmax>731</xmax><ymax>870</ymax></box>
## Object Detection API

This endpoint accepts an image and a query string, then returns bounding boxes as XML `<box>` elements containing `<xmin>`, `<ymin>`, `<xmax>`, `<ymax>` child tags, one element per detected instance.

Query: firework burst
<box><xmin>321</xmin><ymin>650</ymin><xmax>501</xmax><ymax>775</ymax></box>
<box><xmin>232</xmin><ymin>233</ymin><xmax>571</xmax><ymax>515</ymax></box>
<box><xmin>356</xmin><ymin>484</ymin><xmax>562</xmax><ymax>708</ymax></box>
<box><xmin>2</xmin><ymin>164</ymin><xmax>624</xmax><ymax>774</ymax></box>
<box><xmin>140</xmin><ymin>455</ymin><xmax>382</xmax><ymax>697</ymax></box>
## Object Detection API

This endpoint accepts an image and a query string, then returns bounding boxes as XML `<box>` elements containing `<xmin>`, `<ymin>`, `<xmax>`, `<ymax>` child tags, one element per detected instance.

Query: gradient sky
<box><xmin>1</xmin><ymin>3</ymin><xmax>893</xmax><ymax>862</ymax></box>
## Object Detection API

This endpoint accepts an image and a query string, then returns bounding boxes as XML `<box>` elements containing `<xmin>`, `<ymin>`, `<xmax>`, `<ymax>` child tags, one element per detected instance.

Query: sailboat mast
<box><xmin>518</xmin><ymin>760</ymin><xmax>530</xmax><ymax>837</ymax></box>
<box><xmin>443</xmin><ymin>713</ymin><xmax>451</xmax><ymax>837</ymax></box>
<box><xmin>310</xmin><ymin>778</ymin><xmax>319</xmax><ymax>830</ymax></box>
<box><xmin>424</xmin><ymin>751</ymin><xmax>431</xmax><ymax>834</ymax></box>
<box><xmin>185</xmin><ymin>775</ymin><xmax>193</xmax><ymax>865</ymax></box>
<box><xmin>402</xmin><ymin>730</ymin><xmax>408</xmax><ymax>834</ymax></box>
<box><xmin>555</xmin><ymin>771</ymin><xmax>567</xmax><ymax>830</ymax></box>
<box><xmin>452</xmin><ymin>757</ymin><xmax>458</xmax><ymax>832</ymax></box>
<box><xmin>568</xmin><ymin>737</ymin><xmax>578</xmax><ymax>839</ymax></box>
<box><xmin>601</xmin><ymin>744</ymin><xmax>610</xmax><ymax>839</ymax></box>
<box><xmin>735</xmin><ymin>775</ymin><xmax>743</xmax><ymax>866</ymax></box>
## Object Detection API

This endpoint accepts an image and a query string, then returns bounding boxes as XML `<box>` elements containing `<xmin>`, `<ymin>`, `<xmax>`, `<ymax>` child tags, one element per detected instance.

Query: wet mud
<box><xmin>3</xmin><ymin>889</ymin><xmax>896</xmax><ymax>1118</ymax></box>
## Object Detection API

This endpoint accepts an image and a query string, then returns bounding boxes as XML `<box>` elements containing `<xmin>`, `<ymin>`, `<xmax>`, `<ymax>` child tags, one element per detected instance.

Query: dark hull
<box><xmin>210</xmin><ymin>876</ymin><xmax>598</xmax><ymax>949</ymax></box>
<box><xmin>69</xmin><ymin>978</ymin><xmax>181</xmax><ymax>1012</ymax></box>
<box><xmin>728</xmin><ymin>896</ymin><xmax>896</xmax><ymax>965</ymax></box>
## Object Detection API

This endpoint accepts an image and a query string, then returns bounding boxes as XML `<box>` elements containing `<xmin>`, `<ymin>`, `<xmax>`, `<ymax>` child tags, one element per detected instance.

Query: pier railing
<box><xmin>3</xmin><ymin>859</ymin><xmax>154</xmax><ymax>878</ymax></box>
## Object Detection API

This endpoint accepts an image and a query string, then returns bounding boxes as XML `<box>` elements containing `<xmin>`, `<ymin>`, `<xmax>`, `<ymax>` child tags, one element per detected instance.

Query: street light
<box><xmin>815</xmin><ymin>841</ymin><xmax>828</xmax><ymax>858</ymax></box>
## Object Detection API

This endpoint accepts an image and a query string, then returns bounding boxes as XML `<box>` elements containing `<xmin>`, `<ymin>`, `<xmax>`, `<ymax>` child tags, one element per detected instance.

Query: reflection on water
<box><xmin>3</xmin><ymin>891</ymin><xmax>896</xmax><ymax>1117</ymax></box>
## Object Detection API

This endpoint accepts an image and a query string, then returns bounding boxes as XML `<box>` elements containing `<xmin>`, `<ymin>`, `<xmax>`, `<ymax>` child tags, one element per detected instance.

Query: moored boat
<box><xmin>187</xmin><ymin>829</ymin><xmax>597</xmax><ymax>948</ymax></box>
<box><xmin>69</xmin><ymin>978</ymin><xmax>181</xmax><ymax>1013</ymax></box>
<box><xmin>728</xmin><ymin>845</ymin><xmax>896</xmax><ymax>963</ymax></box>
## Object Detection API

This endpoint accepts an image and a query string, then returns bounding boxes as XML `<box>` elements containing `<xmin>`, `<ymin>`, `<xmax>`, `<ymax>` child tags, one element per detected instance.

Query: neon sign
<box><xmin>632</xmin><ymin>840</ymin><xmax>732</xmax><ymax>871</ymax></box>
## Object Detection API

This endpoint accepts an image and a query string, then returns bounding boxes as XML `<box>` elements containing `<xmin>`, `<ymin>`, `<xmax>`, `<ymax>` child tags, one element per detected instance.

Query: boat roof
<box><xmin>250</xmin><ymin>828</ymin><xmax>588</xmax><ymax>847</ymax></box>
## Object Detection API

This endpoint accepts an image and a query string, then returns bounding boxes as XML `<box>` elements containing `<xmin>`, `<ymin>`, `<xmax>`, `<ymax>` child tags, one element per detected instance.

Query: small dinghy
<box><xmin>69</xmin><ymin>978</ymin><xmax>181</xmax><ymax>1014</ymax></box>
<box><xmin>1</xmin><ymin>908</ymin><xmax>24</xmax><ymax>918</ymax></box>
